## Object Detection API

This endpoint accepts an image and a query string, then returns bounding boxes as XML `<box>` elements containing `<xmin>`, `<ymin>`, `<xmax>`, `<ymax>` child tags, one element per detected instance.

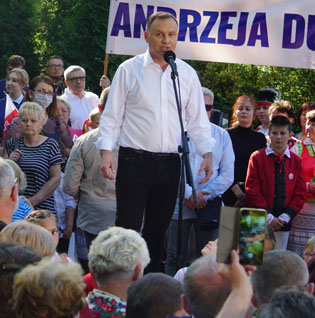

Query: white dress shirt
<box><xmin>95</xmin><ymin>49</ymin><xmax>215</xmax><ymax>156</ymax></box>
<box><xmin>172</xmin><ymin>123</ymin><xmax>235</xmax><ymax>220</ymax></box>
<box><xmin>62</xmin><ymin>89</ymin><xmax>99</xmax><ymax>130</ymax></box>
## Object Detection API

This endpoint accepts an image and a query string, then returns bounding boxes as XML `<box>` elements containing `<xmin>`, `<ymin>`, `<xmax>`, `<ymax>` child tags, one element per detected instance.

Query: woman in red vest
<box><xmin>288</xmin><ymin>110</ymin><xmax>315</xmax><ymax>257</ymax></box>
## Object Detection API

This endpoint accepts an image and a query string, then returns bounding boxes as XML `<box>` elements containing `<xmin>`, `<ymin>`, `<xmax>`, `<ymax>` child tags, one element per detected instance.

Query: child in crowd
<box><xmin>83</xmin><ymin>107</ymin><xmax>101</xmax><ymax>134</ymax></box>
<box><xmin>245</xmin><ymin>116</ymin><xmax>306</xmax><ymax>250</ymax></box>
<box><xmin>256</xmin><ymin>88</ymin><xmax>280</xmax><ymax>136</ymax></box>
<box><xmin>304</xmin><ymin>236</ymin><xmax>315</xmax><ymax>264</ymax></box>
<box><xmin>25</xmin><ymin>210</ymin><xmax>72</xmax><ymax>262</ymax></box>
<box><xmin>304</xmin><ymin>236</ymin><xmax>315</xmax><ymax>285</ymax></box>
<box><xmin>268</xmin><ymin>100</ymin><xmax>300</xmax><ymax>151</ymax></box>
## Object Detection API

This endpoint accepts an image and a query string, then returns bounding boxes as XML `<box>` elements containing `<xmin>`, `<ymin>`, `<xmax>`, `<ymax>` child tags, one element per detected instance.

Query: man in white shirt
<box><xmin>62</xmin><ymin>65</ymin><xmax>99</xmax><ymax>133</ymax></box>
<box><xmin>96</xmin><ymin>12</ymin><xmax>215</xmax><ymax>272</ymax></box>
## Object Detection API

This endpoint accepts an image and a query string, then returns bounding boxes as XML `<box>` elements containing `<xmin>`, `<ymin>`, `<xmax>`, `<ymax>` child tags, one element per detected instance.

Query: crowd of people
<box><xmin>0</xmin><ymin>11</ymin><xmax>315</xmax><ymax>318</ymax></box>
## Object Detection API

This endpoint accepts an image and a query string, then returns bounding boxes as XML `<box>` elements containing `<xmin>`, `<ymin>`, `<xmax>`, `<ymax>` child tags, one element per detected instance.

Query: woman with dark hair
<box><xmin>5</xmin><ymin>75</ymin><xmax>73</xmax><ymax>154</ymax></box>
<box><xmin>222</xmin><ymin>96</ymin><xmax>266</xmax><ymax>207</ymax></box>
<box><xmin>296</xmin><ymin>102</ymin><xmax>315</xmax><ymax>141</ymax></box>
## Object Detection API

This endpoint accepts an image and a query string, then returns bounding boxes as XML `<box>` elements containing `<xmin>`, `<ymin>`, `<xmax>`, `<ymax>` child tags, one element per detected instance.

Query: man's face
<box><xmin>269</xmin><ymin>125</ymin><xmax>291</xmax><ymax>154</ymax></box>
<box><xmin>46</xmin><ymin>58</ymin><xmax>64</xmax><ymax>78</ymax></box>
<box><xmin>65</xmin><ymin>70</ymin><xmax>86</xmax><ymax>94</ymax></box>
<box><xmin>144</xmin><ymin>17</ymin><xmax>178</xmax><ymax>65</ymax></box>
<box><xmin>204</xmin><ymin>94</ymin><xmax>213</xmax><ymax>119</ymax></box>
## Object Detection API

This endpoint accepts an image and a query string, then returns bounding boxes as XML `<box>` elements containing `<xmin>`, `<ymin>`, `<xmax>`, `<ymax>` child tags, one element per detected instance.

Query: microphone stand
<box><xmin>169</xmin><ymin>67</ymin><xmax>198</xmax><ymax>270</ymax></box>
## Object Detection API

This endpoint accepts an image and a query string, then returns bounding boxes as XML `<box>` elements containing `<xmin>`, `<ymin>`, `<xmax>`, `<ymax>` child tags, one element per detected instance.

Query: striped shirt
<box><xmin>6</xmin><ymin>136</ymin><xmax>63</xmax><ymax>212</ymax></box>
<box><xmin>12</xmin><ymin>197</ymin><xmax>32</xmax><ymax>221</ymax></box>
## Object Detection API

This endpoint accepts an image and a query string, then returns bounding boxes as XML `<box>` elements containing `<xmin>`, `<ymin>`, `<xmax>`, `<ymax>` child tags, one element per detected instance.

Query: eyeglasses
<box><xmin>47</xmin><ymin>64</ymin><xmax>64</xmax><ymax>69</ymax></box>
<box><xmin>10</xmin><ymin>178</ymin><xmax>18</xmax><ymax>198</ymax></box>
<box><xmin>205</xmin><ymin>104</ymin><xmax>213</xmax><ymax>111</ymax></box>
<box><xmin>33</xmin><ymin>89</ymin><xmax>55</xmax><ymax>97</ymax></box>
<box><xmin>68</xmin><ymin>76</ymin><xmax>86</xmax><ymax>82</ymax></box>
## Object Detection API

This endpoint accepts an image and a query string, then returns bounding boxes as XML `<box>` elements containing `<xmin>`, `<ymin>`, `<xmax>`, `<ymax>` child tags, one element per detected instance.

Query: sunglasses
<box><xmin>205</xmin><ymin>104</ymin><xmax>213</xmax><ymax>111</ymax></box>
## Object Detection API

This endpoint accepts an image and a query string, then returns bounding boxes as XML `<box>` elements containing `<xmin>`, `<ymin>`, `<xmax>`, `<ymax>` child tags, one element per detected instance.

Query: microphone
<box><xmin>164</xmin><ymin>50</ymin><xmax>178</xmax><ymax>76</ymax></box>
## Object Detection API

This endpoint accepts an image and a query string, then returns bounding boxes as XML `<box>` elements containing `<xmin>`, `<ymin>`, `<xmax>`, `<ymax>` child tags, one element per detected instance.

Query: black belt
<box><xmin>119</xmin><ymin>146</ymin><xmax>178</xmax><ymax>159</ymax></box>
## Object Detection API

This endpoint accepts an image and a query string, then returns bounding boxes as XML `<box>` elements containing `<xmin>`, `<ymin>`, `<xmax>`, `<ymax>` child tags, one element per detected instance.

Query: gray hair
<box><xmin>183</xmin><ymin>255</ymin><xmax>231</xmax><ymax>318</ymax></box>
<box><xmin>5</xmin><ymin>160</ymin><xmax>27</xmax><ymax>193</ymax></box>
<box><xmin>260</xmin><ymin>287</ymin><xmax>315</xmax><ymax>318</ymax></box>
<box><xmin>251</xmin><ymin>250</ymin><xmax>309</xmax><ymax>310</ymax></box>
<box><xmin>19</xmin><ymin>102</ymin><xmax>46</xmax><ymax>122</ymax></box>
<box><xmin>126</xmin><ymin>273</ymin><xmax>183</xmax><ymax>318</ymax></box>
<box><xmin>56</xmin><ymin>96</ymin><xmax>71</xmax><ymax>112</ymax></box>
<box><xmin>0</xmin><ymin>158</ymin><xmax>15</xmax><ymax>198</ymax></box>
<box><xmin>202</xmin><ymin>87</ymin><xmax>214</xmax><ymax>102</ymax></box>
<box><xmin>88</xmin><ymin>227</ymin><xmax>150</xmax><ymax>287</ymax></box>
<box><xmin>64</xmin><ymin>65</ymin><xmax>85</xmax><ymax>80</ymax></box>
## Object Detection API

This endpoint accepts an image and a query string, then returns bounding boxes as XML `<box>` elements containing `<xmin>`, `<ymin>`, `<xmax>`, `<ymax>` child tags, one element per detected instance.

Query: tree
<box><xmin>0</xmin><ymin>0</ymin><xmax>40</xmax><ymax>79</ymax></box>
<box><xmin>34</xmin><ymin>0</ymin><xmax>111</xmax><ymax>94</ymax></box>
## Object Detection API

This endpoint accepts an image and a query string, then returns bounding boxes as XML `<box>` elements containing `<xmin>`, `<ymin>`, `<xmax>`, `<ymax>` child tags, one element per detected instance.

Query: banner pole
<box><xmin>103</xmin><ymin>53</ymin><xmax>109</xmax><ymax>75</ymax></box>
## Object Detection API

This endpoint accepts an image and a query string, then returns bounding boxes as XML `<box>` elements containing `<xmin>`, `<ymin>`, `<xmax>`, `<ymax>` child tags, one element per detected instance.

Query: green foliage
<box><xmin>33</xmin><ymin>0</ymin><xmax>111</xmax><ymax>95</ymax></box>
<box><xmin>0</xmin><ymin>0</ymin><xmax>40</xmax><ymax>79</ymax></box>
<box><xmin>189</xmin><ymin>60</ymin><xmax>315</xmax><ymax>127</ymax></box>
<box><xmin>0</xmin><ymin>0</ymin><xmax>314</xmax><ymax>123</ymax></box>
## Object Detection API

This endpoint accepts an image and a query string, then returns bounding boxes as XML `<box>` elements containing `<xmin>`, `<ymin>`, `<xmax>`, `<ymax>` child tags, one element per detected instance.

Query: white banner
<box><xmin>106</xmin><ymin>0</ymin><xmax>315</xmax><ymax>69</ymax></box>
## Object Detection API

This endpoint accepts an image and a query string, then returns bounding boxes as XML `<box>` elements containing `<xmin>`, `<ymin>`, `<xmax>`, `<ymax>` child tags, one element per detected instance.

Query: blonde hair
<box><xmin>0</xmin><ymin>221</ymin><xmax>55</xmax><ymax>257</ymax></box>
<box><xmin>19</xmin><ymin>102</ymin><xmax>46</xmax><ymax>122</ymax></box>
<box><xmin>25</xmin><ymin>210</ymin><xmax>57</xmax><ymax>226</ymax></box>
<box><xmin>268</xmin><ymin>100</ymin><xmax>294</xmax><ymax>119</ymax></box>
<box><xmin>7</xmin><ymin>68</ymin><xmax>29</xmax><ymax>86</ymax></box>
<box><xmin>12</xmin><ymin>259</ymin><xmax>85</xmax><ymax>318</ymax></box>
<box><xmin>5</xmin><ymin>159</ymin><xmax>27</xmax><ymax>192</ymax></box>
<box><xmin>305</xmin><ymin>236</ymin><xmax>315</xmax><ymax>253</ymax></box>
<box><xmin>89</xmin><ymin>107</ymin><xmax>101</xmax><ymax>122</ymax></box>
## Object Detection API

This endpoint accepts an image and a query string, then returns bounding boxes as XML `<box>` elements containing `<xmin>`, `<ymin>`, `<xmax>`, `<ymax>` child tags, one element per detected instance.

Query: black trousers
<box><xmin>115</xmin><ymin>147</ymin><xmax>180</xmax><ymax>273</ymax></box>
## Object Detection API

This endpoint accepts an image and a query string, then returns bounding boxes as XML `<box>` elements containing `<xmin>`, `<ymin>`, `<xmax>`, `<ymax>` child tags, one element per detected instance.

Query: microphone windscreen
<box><xmin>164</xmin><ymin>50</ymin><xmax>176</xmax><ymax>64</ymax></box>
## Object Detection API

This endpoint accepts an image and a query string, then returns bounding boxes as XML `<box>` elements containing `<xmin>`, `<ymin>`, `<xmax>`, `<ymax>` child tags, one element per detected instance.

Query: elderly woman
<box><xmin>288</xmin><ymin>110</ymin><xmax>315</xmax><ymax>257</ymax></box>
<box><xmin>85</xmin><ymin>226</ymin><xmax>150</xmax><ymax>317</ymax></box>
<box><xmin>296</xmin><ymin>102</ymin><xmax>315</xmax><ymax>141</ymax></box>
<box><xmin>5</xmin><ymin>75</ymin><xmax>73</xmax><ymax>155</ymax></box>
<box><xmin>57</xmin><ymin>96</ymin><xmax>71</xmax><ymax>126</ymax></box>
<box><xmin>12</xmin><ymin>259</ymin><xmax>85</xmax><ymax>318</ymax></box>
<box><xmin>222</xmin><ymin>96</ymin><xmax>266</xmax><ymax>207</ymax></box>
<box><xmin>4</xmin><ymin>102</ymin><xmax>63</xmax><ymax>211</ymax></box>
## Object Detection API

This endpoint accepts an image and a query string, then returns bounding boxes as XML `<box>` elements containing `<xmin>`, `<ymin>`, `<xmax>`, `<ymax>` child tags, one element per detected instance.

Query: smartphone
<box><xmin>216</xmin><ymin>207</ymin><xmax>240</xmax><ymax>264</ymax></box>
<box><xmin>238</xmin><ymin>208</ymin><xmax>267</xmax><ymax>266</ymax></box>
